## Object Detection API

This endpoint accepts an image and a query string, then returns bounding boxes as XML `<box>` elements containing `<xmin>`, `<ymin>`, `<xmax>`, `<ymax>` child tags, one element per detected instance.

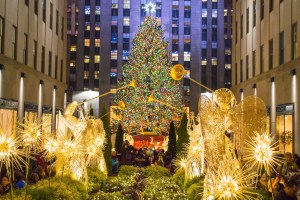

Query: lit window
<box><xmin>84</xmin><ymin>56</ymin><xmax>90</xmax><ymax>63</ymax></box>
<box><xmin>202</xmin><ymin>9</ymin><xmax>207</xmax><ymax>17</ymax></box>
<box><xmin>184</xmin><ymin>1</ymin><xmax>191</xmax><ymax>6</ymax></box>
<box><xmin>110</xmin><ymin>72</ymin><xmax>117</xmax><ymax>77</ymax></box>
<box><xmin>85</xmin><ymin>6</ymin><xmax>90</xmax><ymax>15</ymax></box>
<box><xmin>112</xmin><ymin>16</ymin><xmax>118</xmax><ymax>25</ymax></box>
<box><xmin>70</xmin><ymin>45</ymin><xmax>77</xmax><ymax>51</ymax></box>
<box><xmin>111</xmin><ymin>50</ymin><xmax>117</xmax><ymax>60</ymax></box>
<box><xmin>224</xmin><ymin>9</ymin><xmax>228</xmax><ymax>16</ymax></box>
<box><xmin>84</xmin><ymin>71</ymin><xmax>89</xmax><ymax>79</ymax></box>
<box><xmin>184</xmin><ymin>70</ymin><xmax>190</xmax><ymax>78</ymax></box>
<box><xmin>70</xmin><ymin>61</ymin><xmax>76</xmax><ymax>67</ymax></box>
<box><xmin>212</xmin><ymin>9</ymin><xmax>218</xmax><ymax>18</ymax></box>
<box><xmin>123</xmin><ymin>50</ymin><xmax>129</xmax><ymax>60</ymax></box>
<box><xmin>212</xmin><ymin>0</ymin><xmax>218</xmax><ymax>2</ymax></box>
<box><xmin>124</xmin><ymin>0</ymin><xmax>130</xmax><ymax>8</ymax></box>
<box><xmin>225</xmin><ymin>64</ymin><xmax>231</xmax><ymax>69</ymax></box>
<box><xmin>172</xmin><ymin>52</ymin><xmax>178</xmax><ymax>61</ymax></box>
<box><xmin>172</xmin><ymin>1</ymin><xmax>179</xmax><ymax>6</ymax></box>
<box><xmin>184</xmin><ymin>35</ymin><xmax>191</xmax><ymax>43</ymax></box>
<box><xmin>156</xmin><ymin>18</ymin><xmax>162</xmax><ymax>26</ymax></box>
<box><xmin>94</xmin><ymin>71</ymin><xmax>100</xmax><ymax>79</ymax></box>
<box><xmin>212</xmin><ymin>42</ymin><xmax>217</xmax><ymax>48</ymax></box>
<box><xmin>95</xmin><ymin>39</ymin><xmax>100</xmax><ymax>47</ymax></box>
<box><xmin>184</xmin><ymin>52</ymin><xmax>191</xmax><ymax>61</ymax></box>
<box><xmin>225</xmin><ymin>49</ymin><xmax>231</xmax><ymax>55</ymax></box>
<box><xmin>84</xmin><ymin>39</ymin><xmax>90</xmax><ymax>47</ymax></box>
<box><xmin>201</xmin><ymin>60</ymin><xmax>207</xmax><ymax>65</ymax></box>
<box><xmin>94</xmin><ymin>88</ymin><xmax>99</xmax><ymax>91</ymax></box>
<box><xmin>111</xmin><ymin>33</ymin><xmax>118</xmax><ymax>43</ymax></box>
<box><xmin>94</xmin><ymin>55</ymin><xmax>100</xmax><ymax>63</ymax></box>
<box><xmin>123</xmin><ymin>33</ymin><xmax>130</xmax><ymax>38</ymax></box>
<box><xmin>85</xmin><ymin>25</ymin><xmax>90</xmax><ymax>31</ymax></box>
<box><xmin>95</xmin><ymin>6</ymin><xmax>101</xmax><ymax>15</ymax></box>
<box><xmin>84</xmin><ymin>87</ymin><xmax>89</xmax><ymax>91</ymax></box>
<box><xmin>95</xmin><ymin>22</ymin><xmax>100</xmax><ymax>31</ymax></box>
<box><xmin>212</xmin><ymin>58</ymin><xmax>218</xmax><ymax>65</ymax></box>
<box><xmin>184</xmin><ymin>18</ymin><xmax>191</xmax><ymax>26</ymax></box>
<box><xmin>123</xmin><ymin>17</ymin><xmax>130</xmax><ymax>26</ymax></box>
<box><xmin>112</xmin><ymin>0</ymin><xmax>118</xmax><ymax>8</ymax></box>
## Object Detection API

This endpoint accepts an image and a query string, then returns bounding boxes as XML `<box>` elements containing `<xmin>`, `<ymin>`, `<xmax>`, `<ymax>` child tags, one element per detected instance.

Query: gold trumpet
<box><xmin>148</xmin><ymin>93</ymin><xmax>183</xmax><ymax>113</ymax></box>
<box><xmin>170</xmin><ymin>64</ymin><xmax>213</xmax><ymax>92</ymax></box>
<box><xmin>100</xmin><ymin>100</ymin><xmax>126</xmax><ymax>119</ymax></box>
<box><xmin>77</xmin><ymin>79</ymin><xmax>136</xmax><ymax>106</ymax></box>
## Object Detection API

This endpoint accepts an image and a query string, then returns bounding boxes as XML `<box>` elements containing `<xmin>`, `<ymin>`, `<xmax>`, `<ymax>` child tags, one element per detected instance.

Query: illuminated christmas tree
<box><xmin>116</xmin><ymin>16</ymin><xmax>183</xmax><ymax>134</ymax></box>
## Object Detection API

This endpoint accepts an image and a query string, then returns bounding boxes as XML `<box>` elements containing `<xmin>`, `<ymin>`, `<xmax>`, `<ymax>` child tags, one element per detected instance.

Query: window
<box><xmin>0</xmin><ymin>17</ymin><xmax>5</xmax><ymax>54</ymax></box>
<box><xmin>235</xmin><ymin>21</ymin><xmax>238</xmax><ymax>43</ymax></box>
<box><xmin>212</xmin><ymin>48</ymin><xmax>217</xmax><ymax>57</ymax></box>
<box><xmin>112</xmin><ymin>0</ymin><xmax>118</xmax><ymax>8</ymax></box>
<box><xmin>33</xmin><ymin>40</ymin><xmax>37</xmax><ymax>69</ymax></box>
<box><xmin>43</xmin><ymin>0</ymin><xmax>46</xmax><ymax>21</ymax></box>
<box><xmin>35</xmin><ymin>0</ymin><xmax>38</xmax><ymax>15</ymax></box>
<box><xmin>50</xmin><ymin>3</ymin><xmax>53</xmax><ymax>29</ymax></box>
<box><xmin>202</xmin><ymin>9</ymin><xmax>207</xmax><ymax>17</ymax></box>
<box><xmin>240</xmin><ymin>15</ymin><xmax>243</xmax><ymax>39</ymax></box>
<box><xmin>184</xmin><ymin>44</ymin><xmax>190</xmax><ymax>52</ymax></box>
<box><xmin>95</xmin><ymin>39</ymin><xmax>100</xmax><ymax>47</ymax></box>
<box><xmin>123</xmin><ymin>17</ymin><xmax>130</xmax><ymax>26</ymax></box>
<box><xmin>70</xmin><ymin>45</ymin><xmax>76</xmax><ymax>51</ymax></box>
<box><xmin>252</xmin><ymin>50</ymin><xmax>256</xmax><ymax>77</ymax></box>
<box><xmin>85</xmin><ymin>0</ymin><xmax>90</xmax><ymax>5</ymax></box>
<box><xmin>61</xmin><ymin>17</ymin><xmax>64</xmax><ymax>40</ymax></box>
<box><xmin>269</xmin><ymin>39</ymin><xmax>273</xmax><ymax>69</ymax></box>
<box><xmin>261</xmin><ymin>0</ymin><xmax>264</xmax><ymax>20</ymax></box>
<box><xmin>60</xmin><ymin>60</ymin><xmax>63</xmax><ymax>81</ymax></box>
<box><xmin>184</xmin><ymin>10</ymin><xmax>191</xmax><ymax>18</ymax></box>
<box><xmin>253</xmin><ymin>0</ymin><xmax>256</xmax><ymax>27</ymax></box>
<box><xmin>246</xmin><ymin>8</ymin><xmax>249</xmax><ymax>33</ymax></box>
<box><xmin>56</xmin><ymin>10</ymin><xmax>59</xmax><ymax>35</ymax></box>
<box><xmin>55</xmin><ymin>56</ymin><xmax>58</xmax><ymax>79</ymax></box>
<box><xmin>212</xmin><ymin>29</ymin><xmax>217</xmax><ymax>41</ymax></box>
<box><xmin>84</xmin><ymin>39</ymin><xmax>90</xmax><ymax>46</ymax></box>
<box><xmin>94</xmin><ymin>55</ymin><xmax>100</xmax><ymax>63</ymax></box>
<box><xmin>246</xmin><ymin>55</ymin><xmax>249</xmax><ymax>80</ymax></box>
<box><xmin>124</xmin><ymin>0</ymin><xmax>130</xmax><ymax>8</ymax></box>
<box><xmin>84</xmin><ymin>56</ymin><xmax>90</xmax><ymax>63</ymax></box>
<box><xmin>260</xmin><ymin>45</ymin><xmax>264</xmax><ymax>73</ymax></box>
<box><xmin>270</xmin><ymin>0</ymin><xmax>273</xmax><ymax>12</ymax></box>
<box><xmin>124</xmin><ymin>9</ymin><xmax>130</xmax><ymax>16</ymax></box>
<box><xmin>112</xmin><ymin>16</ymin><xmax>118</xmax><ymax>25</ymax></box>
<box><xmin>240</xmin><ymin>59</ymin><xmax>243</xmax><ymax>82</ymax></box>
<box><xmin>202</xmin><ymin>29</ymin><xmax>207</xmax><ymax>41</ymax></box>
<box><xmin>201</xmin><ymin>65</ymin><xmax>207</xmax><ymax>86</ymax></box>
<box><xmin>84</xmin><ymin>71</ymin><xmax>89</xmax><ymax>79</ymax></box>
<box><xmin>111</xmin><ymin>50</ymin><xmax>117</xmax><ymax>60</ymax></box>
<box><xmin>123</xmin><ymin>50</ymin><xmax>129</xmax><ymax>60</ymax></box>
<box><xmin>184</xmin><ymin>52</ymin><xmax>190</xmax><ymax>61</ymax></box>
<box><xmin>291</xmin><ymin>22</ymin><xmax>298</xmax><ymax>60</ymax></box>
<box><xmin>94</xmin><ymin>71</ymin><xmax>100</xmax><ymax>79</ymax></box>
<box><xmin>184</xmin><ymin>27</ymin><xmax>190</xmax><ymax>35</ymax></box>
<box><xmin>95</xmin><ymin>6</ymin><xmax>101</xmax><ymax>15</ymax></box>
<box><xmin>172</xmin><ymin>52</ymin><xmax>178</xmax><ymax>61</ymax></box>
<box><xmin>41</xmin><ymin>46</ymin><xmax>45</xmax><ymax>73</ymax></box>
<box><xmin>279</xmin><ymin>31</ymin><xmax>284</xmax><ymax>65</ymax></box>
<box><xmin>201</xmin><ymin>49</ymin><xmax>207</xmax><ymax>59</ymax></box>
<box><xmin>212</xmin><ymin>9</ymin><xmax>218</xmax><ymax>18</ymax></box>
<box><xmin>12</xmin><ymin>26</ymin><xmax>17</xmax><ymax>60</ymax></box>
<box><xmin>48</xmin><ymin>52</ymin><xmax>52</xmax><ymax>76</ymax></box>
<box><xmin>23</xmin><ymin>34</ymin><xmax>28</xmax><ymax>65</ymax></box>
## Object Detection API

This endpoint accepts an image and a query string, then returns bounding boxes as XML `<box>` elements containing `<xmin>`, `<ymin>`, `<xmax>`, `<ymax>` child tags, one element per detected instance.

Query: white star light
<box><xmin>143</xmin><ymin>1</ymin><xmax>156</xmax><ymax>14</ymax></box>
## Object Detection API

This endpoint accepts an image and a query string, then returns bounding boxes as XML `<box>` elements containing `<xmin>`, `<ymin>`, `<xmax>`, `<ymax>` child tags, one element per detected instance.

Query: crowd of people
<box><xmin>111</xmin><ymin>140</ymin><xmax>174</xmax><ymax>175</ymax></box>
<box><xmin>0</xmin><ymin>154</ymin><xmax>55</xmax><ymax>196</ymax></box>
<box><xmin>259</xmin><ymin>152</ymin><xmax>300</xmax><ymax>200</ymax></box>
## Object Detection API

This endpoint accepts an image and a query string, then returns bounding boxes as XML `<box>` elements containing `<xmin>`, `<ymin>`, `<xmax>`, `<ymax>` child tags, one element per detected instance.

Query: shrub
<box><xmin>92</xmin><ymin>191</ymin><xmax>127</xmax><ymax>200</ymax></box>
<box><xmin>143</xmin><ymin>177</ymin><xmax>186</xmax><ymax>200</ymax></box>
<box><xmin>186</xmin><ymin>183</ymin><xmax>203</xmax><ymax>200</ymax></box>
<box><xmin>102</xmin><ymin>175</ymin><xmax>135</xmax><ymax>193</ymax></box>
<box><xmin>184</xmin><ymin>176</ymin><xmax>204</xmax><ymax>190</ymax></box>
<box><xmin>143</xmin><ymin>166</ymin><xmax>171</xmax><ymax>178</ymax></box>
<box><xmin>87</xmin><ymin>167</ymin><xmax>107</xmax><ymax>194</ymax></box>
<box><xmin>118</xmin><ymin>165</ymin><xmax>140</xmax><ymax>176</ymax></box>
<box><xmin>172</xmin><ymin>168</ymin><xmax>185</xmax><ymax>190</ymax></box>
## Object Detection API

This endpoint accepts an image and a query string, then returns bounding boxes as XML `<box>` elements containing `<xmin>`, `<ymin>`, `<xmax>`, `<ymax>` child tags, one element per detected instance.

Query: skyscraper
<box><xmin>67</xmin><ymin>0</ymin><xmax>232</xmax><ymax>115</ymax></box>
<box><xmin>0</xmin><ymin>0</ymin><xmax>68</xmax><ymax>131</ymax></box>
<box><xmin>232</xmin><ymin>0</ymin><xmax>300</xmax><ymax>154</ymax></box>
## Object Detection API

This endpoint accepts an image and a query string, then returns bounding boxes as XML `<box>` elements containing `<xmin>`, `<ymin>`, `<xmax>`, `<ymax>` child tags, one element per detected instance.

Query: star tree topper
<box><xmin>143</xmin><ymin>1</ymin><xmax>156</xmax><ymax>14</ymax></box>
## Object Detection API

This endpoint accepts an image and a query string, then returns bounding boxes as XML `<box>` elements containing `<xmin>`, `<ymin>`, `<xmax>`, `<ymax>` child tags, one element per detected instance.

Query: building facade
<box><xmin>0</xmin><ymin>0</ymin><xmax>68</xmax><ymax>132</ymax></box>
<box><xmin>67</xmin><ymin>0</ymin><xmax>232</xmax><ymax>116</ymax></box>
<box><xmin>232</xmin><ymin>0</ymin><xmax>300</xmax><ymax>154</ymax></box>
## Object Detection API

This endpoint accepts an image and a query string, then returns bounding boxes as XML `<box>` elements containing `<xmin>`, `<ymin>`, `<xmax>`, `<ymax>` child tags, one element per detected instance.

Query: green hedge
<box><xmin>143</xmin><ymin>166</ymin><xmax>171</xmax><ymax>178</ymax></box>
<box><xmin>87</xmin><ymin>167</ymin><xmax>107</xmax><ymax>194</ymax></box>
<box><xmin>172</xmin><ymin>168</ymin><xmax>185</xmax><ymax>190</ymax></box>
<box><xmin>186</xmin><ymin>183</ymin><xmax>203</xmax><ymax>200</ymax></box>
<box><xmin>118</xmin><ymin>165</ymin><xmax>140</xmax><ymax>176</ymax></box>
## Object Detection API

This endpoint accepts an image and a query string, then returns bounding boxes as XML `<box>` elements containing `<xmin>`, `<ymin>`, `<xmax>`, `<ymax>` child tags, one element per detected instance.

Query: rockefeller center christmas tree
<box><xmin>116</xmin><ymin>16</ymin><xmax>183</xmax><ymax>134</ymax></box>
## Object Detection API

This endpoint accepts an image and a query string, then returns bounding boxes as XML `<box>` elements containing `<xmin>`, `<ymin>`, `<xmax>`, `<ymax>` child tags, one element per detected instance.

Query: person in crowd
<box><xmin>260</xmin><ymin>172</ymin><xmax>285</xmax><ymax>197</ymax></box>
<box><xmin>163</xmin><ymin>151</ymin><xmax>172</xmax><ymax>169</ymax></box>
<box><xmin>276</xmin><ymin>179</ymin><xmax>299</xmax><ymax>200</ymax></box>
<box><xmin>120</xmin><ymin>140</ymin><xmax>135</xmax><ymax>165</ymax></box>
<box><xmin>112</xmin><ymin>150</ymin><xmax>120</xmax><ymax>175</ymax></box>
<box><xmin>0</xmin><ymin>176</ymin><xmax>10</xmax><ymax>195</ymax></box>
<box><xmin>34</xmin><ymin>165</ymin><xmax>46</xmax><ymax>180</ymax></box>
<box><xmin>277</xmin><ymin>152</ymin><xmax>299</xmax><ymax>180</ymax></box>
<box><xmin>156</xmin><ymin>150</ymin><xmax>164</xmax><ymax>167</ymax></box>
<box><xmin>135</xmin><ymin>149</ymin><xmax>147</xmax><ymax>167</ymax></box>
<box><xmin>14</xmin><ymin>170</ymin><xmax>26</xmax><ymax>189</ymax></box>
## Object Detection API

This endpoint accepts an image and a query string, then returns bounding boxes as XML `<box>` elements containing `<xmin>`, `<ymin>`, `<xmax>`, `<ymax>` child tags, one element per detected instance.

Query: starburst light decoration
<box><xmin>143</xmin><ymin>1</ymin><xmax>156</xmax><ymax>14</ymax></box>
<box><xmin>18</xmin><ymin>118</ymin><xmax>43</xmax><ymax>151</ymax></box>
<box><xmin>244</xmin><ymin>131</ymin><xmax>281</xmax><ymax>174</ymax></box>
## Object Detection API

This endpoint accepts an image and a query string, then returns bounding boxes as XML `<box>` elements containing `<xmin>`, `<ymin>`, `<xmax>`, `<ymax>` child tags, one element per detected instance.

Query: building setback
<box><xmin>232</xmin><ymin>0</ymin><xmax>300</xmax><ymax>154</ymax></box>
<box><xmin>0</xmin><ymin>0</ymin><xmax>68</xmax><ymax>132</ymax></box>
<box><xmin>67</xmin><ymin>0</ymin><xmax>232</xmax><ymax>116</ymax></box>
